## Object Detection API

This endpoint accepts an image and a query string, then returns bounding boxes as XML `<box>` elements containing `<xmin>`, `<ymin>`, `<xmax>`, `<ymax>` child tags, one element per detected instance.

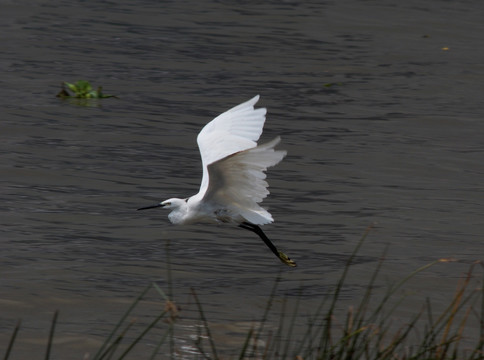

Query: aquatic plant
<box><xmin>56</xmin><ymin>80</ymin><xmax>117</xmax><ymax>99</ymax></box>
<box><xmin>4</xmin><ymin>228</ymin><xmax>483</xmax><ymax>359</ymax></box>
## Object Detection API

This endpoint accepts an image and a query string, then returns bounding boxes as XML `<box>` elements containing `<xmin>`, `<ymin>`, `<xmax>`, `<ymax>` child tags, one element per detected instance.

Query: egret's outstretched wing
<box><xmin>202</xmin><ymin>137</ymin><xmax>286</xmax><ymax>225</ymax></box>
<box><xmin>197</xmin><ymin>95</ymin><xmax>267</xmax><ymax>196</ymax></box>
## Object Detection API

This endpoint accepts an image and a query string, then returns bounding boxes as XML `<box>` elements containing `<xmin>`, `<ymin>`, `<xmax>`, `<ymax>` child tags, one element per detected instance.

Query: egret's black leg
<box><xmin>238</xmin><ymin>222</ymin><xmax>296</xmax><ymax>267</ymax></box>
<box><xmin>239</xmin><ymin>222</ymin><xmax>279</xmax><ymax>257</ymax></box>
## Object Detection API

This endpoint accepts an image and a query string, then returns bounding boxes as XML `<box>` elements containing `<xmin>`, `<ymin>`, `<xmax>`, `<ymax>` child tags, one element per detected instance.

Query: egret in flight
<box><xmin>138</xmin><ymin>95</ymin><xmax>296</xmax><ymax>267</ymax></box>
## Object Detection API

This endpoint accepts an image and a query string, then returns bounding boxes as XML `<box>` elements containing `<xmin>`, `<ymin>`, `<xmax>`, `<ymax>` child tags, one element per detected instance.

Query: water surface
<box><xmin>1</xmin><ymin>0</ymin><xmax>483</xmax><ymax>358</ymax></box>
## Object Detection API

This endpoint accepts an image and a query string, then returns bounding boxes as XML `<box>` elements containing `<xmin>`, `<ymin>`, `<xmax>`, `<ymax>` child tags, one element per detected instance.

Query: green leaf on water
<box><xmin>64</xmin><ymin>82</ymin><xmax>78</xmax><ymax>93</ymax></box>
<box><xmin>75</xmin><ymin>80</ymin><xmax>92</xmax><ymax>92</ymax></box>
<box><xmin>56</xmin><ymin>80</ymin><xmax>118</xmax><ymax>100</ymax></box>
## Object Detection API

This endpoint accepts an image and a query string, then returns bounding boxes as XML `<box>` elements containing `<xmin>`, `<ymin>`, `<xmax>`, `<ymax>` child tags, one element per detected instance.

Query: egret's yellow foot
<box><xmin>278</xmin><ymin>251</ymin><xmax>297</xmax><ymax>267</ymax></box>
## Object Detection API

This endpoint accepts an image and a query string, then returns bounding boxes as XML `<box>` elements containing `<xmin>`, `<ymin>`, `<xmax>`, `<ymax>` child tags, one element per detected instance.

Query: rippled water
<box><xmin>1</xmin><ymin>0</ymin><xmax>483</xmax><ymax>358</ymax></box>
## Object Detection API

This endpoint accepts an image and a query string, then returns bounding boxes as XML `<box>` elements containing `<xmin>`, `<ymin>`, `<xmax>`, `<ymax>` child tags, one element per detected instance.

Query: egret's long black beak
<box><xmin>137</xmin><ymin>203</ymin><xmax>163</xmax><ymax>211</ymax></box>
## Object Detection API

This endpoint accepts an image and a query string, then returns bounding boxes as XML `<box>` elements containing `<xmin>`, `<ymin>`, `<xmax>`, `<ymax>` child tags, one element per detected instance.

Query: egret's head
<box><xmin>137</xmin><ymin>198</ymin><xmax>186</xmax><ymax>211</ymax></box>
<box><xmin>160</xmin><ymin>198</ymin><xmax>186</xmax><ymax>209</ymax></box>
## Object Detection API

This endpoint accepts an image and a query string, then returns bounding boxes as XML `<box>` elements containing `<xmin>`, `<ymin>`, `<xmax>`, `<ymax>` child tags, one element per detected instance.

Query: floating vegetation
<box><xmin>56</xmin><ymin>80</ymin><xmax>118</xmax><ymax>99</ymax></box>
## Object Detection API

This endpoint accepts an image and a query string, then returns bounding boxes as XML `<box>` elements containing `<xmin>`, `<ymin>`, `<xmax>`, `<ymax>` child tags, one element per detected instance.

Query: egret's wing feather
<box><xmin>197</xmin><ymin>95</ymin><xmax>267</xmax><ymax>196</ymax></box>
<box><xmin>202</xmin><ymin>137</ymin><xmax>286</xmax><ymax>225</ymax></box>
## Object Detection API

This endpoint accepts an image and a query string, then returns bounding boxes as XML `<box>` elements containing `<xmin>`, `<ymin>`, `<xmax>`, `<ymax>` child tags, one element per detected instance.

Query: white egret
<box><xmin>138</xmin><ymin>95</ymin><xmax>296</xmax><ymax>267</ymax></box>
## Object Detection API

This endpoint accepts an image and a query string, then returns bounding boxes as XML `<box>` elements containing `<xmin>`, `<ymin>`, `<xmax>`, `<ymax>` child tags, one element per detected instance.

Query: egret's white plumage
<box><xmin>138</xmin><ymin>95</ymin><xmax>296</xmax><ymax>266</ymax></box>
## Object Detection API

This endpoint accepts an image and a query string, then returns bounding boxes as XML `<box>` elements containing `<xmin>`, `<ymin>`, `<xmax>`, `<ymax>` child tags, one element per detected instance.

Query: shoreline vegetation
<box><xmin>4</xmin><ymin>227</ymin><xmax>483</xmax><ymax>359</ymax></box>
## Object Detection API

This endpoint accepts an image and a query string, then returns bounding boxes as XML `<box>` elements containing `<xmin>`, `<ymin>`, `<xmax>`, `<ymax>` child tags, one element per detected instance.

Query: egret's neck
<box><xmin>167</xmin><ymin>200</ymin><xmax>189</xmax><ymax>225</ymax></box>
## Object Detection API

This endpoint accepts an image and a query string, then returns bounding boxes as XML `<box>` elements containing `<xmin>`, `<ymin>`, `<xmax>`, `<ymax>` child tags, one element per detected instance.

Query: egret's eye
<box><xmin>165</xmin><ymin>202</ymin><xmax>171</xmax><ymax>206</ymax></box>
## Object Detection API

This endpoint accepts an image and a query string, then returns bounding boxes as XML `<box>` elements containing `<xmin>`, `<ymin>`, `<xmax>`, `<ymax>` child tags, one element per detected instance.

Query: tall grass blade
<box><xmin>238</xmin><ymin>327</ymin><xmax>254</xmax><ymax>360</ymax></box>
<box><xmin>252</xmin><ymin>272</ymin><xmax>281</xmax><ymax>357</ymax></box>
<box><xmin>342</xmin><ymin>248</ymin><xmax>388</xmax><ymax>359</ymax></box>
<box><xmin>318</xmin><ymin>224</ymin><xmax>374</xmax><ymax>358</ymax></box>
<box><xmin>164</xmin><ymin>240</ymin><xmax>176</xmax><ymax>360</ymax></box>
<box><xmin>152</xmin><ymin>282</ymin><xmax>178</xmax><ymax>359</ymax></box>
<box><xmin>281</xmin><ymin>287</ymin><xmax>302</xmax><ymax>359</ymax></box>
<box><xmin>470</xmin><ymin>262</ymin><xmax>484</xmax><ymax>358</ymax></box>
<box><xmin>44</xmin><ymin>310</ymin><xmax>58</xmax><ymax>360</ymax></box>
<box><xmin>148</xmin><ymin>327</ymin><xmax>171</xmax><ymax>360</ymax></box>
<box><xmin>438</xmin><ymin>266</ymin><xmax>471</xmax><ymax>354</ymax></box>
<box><xmin>268</xmin><ymin>296</ymin><xmax>287</xmax><ymax>358</ymax></box>
<box><xmin>117</xmin><ymin>310</ymin><xmax>168</xmax><ymax>360</ymax></box>
<box><xmin>191</xmin><ymin>288</ymin><xmax>219</xmax><ymax>360</ymax></box>
<box><xmin>3</xmin><ymin>320</ymin><xmax>21</xmax><ymax>360</ymax></box>
<box><xmin>152</xmin><ymin>282</ymin><xmax>170</xmax><ymax>302</ymax></box>
<box><xmin>424</xmin><ymin>273</ymin><xmax>477</xmax><ymax>354</ymax></box>
<box><xmin>165</xmin><ymin>240</ymin><xmax>173</xmax><ymax>300</ymax></box>
<box><xmin>296</xmin><ymin>292</ymin><xmax>331</xmax><ymax>358</ymax></box>
<box><xmin>100</xmin><ymin>320</ymin><xmax>135</xmax><ymax>360</ymax></box>
<box><xmin>93</xmin><ymin>283</ymin><xmax>152</xmax><ymax>360</ymax></box>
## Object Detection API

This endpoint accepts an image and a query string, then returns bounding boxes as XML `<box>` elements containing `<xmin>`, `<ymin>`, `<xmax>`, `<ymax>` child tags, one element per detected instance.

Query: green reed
<box><xmin>4</xmin><ymin>227</ymin><xmax>483</xmax><ymax>359</ymax></box>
